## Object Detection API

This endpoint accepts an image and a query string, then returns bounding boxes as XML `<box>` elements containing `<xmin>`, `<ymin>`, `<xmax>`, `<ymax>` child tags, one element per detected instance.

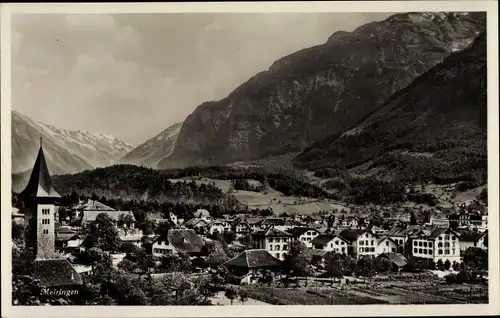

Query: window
<box><xmin>414</xmin><ymin>241</ymin><xmax>417</xmax><ymax>246</ymax></box>
<box><xmin>386</xmin><ymin>241</ymin><xmax>389</xmax><ymax>246</ymax></box>
<box><xmin>359</xmin><ymin>247</ymin><xmax>364</xmax><ymax>252</ymax></box>
<box><xmin>391</xmin><ymin>248</ymin><xmax>396</xmax><ymax>252</ymax></box>
<box><xmin>419</xmin><ymin>248</ymin><xmax>422</xmax><ymax>253</ymax></box>
<box><xmin>276</xmin><ymin>245</ymin><xmax>281</xmax><ymax>251</ymax></box>
<box><xmin>341</xmin><ymin>241</ymin><xmax>345</xmax><ymax>245</ymax></box>
<box><xmin>419</xmin><ymin>242</ymin><xmax>422</xmax><ymax>247</ymax></box>
<box><xmin>269</xmin><ymin>245</ymin><xmax>273</xmax><ymax>251</ymax></box>
<box><xmin>43</xmin><ymin>229</ymin><xmax>48</xmax><ymax>234</ymax></box>
<box><xmin>335</xmin><ymin>241</ymin><xmax>339</xmax><ymax>245</ymax></box>
<box><xmin>445</xmin><ymin>249</ymin><xmax>450</xmax><ymax>255</ymax></box>
<box><xmin>269</xmin><ymin>238</ymin><xmax>273</xmax><ymax>243</ymax></box>
<box><xmin>371</xmin><ymin>247</ymin><xmax>375</xmax><ymax>252</ymax></box>
<box><xmin>283</xmin><ymin>245</ymin><xmax>288</xmax><ymax>250</ymax></box>
<box><xmin>342</xmin><ymin>247</ymin><xmax>345</xmax><ymax>252</ymax></box>
<box><xmin>359</xmin><ymin>241</ymin><xmax>364</xmax><ymax>246</ymax></box>
<box><xmin>423</xmin><ymin>242</ymin><xmax>427</xmax><ymax>248</ymax></box>
<box><xmin>276</xmin><ymin>238</ymin><xmax>281</xmax><ymax>243</ymax></box>
<box><xmin>438</xmin><ymin>242</ymin><xmax>443</xmax><ymax>247</ymax></box>
<box><xmin>371</xmin><ymin>240</ymin><xmax>374</xmax><ymax>245</ymax></box>
<box><xmin>424</xmin><ymin>249</ymin><xmax>427</xmax><ymax>255</ymax></box>
<box><xmin>439</xmin><ymin>236</ymin><xmax>443</xmax><ymax>240</ymax></box>
<box><xmin>414</xmin><ymin>248</ymin><xmax>417</xmax><ymax>253</ymax></box>
<box><xmin>429</xmin><ymin>242</ymin><xmax>433</xmax><ymax>248</ymax></box>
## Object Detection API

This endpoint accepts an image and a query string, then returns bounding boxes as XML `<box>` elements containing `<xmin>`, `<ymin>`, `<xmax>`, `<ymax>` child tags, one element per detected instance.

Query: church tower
<box><xmin>20</xmin><ymin>137</ymin><xmax>61</xmax><ymax>259</ymax></box>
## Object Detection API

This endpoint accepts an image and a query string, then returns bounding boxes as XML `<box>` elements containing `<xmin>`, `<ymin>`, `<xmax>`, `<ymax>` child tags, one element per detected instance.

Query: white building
<box><xmin>311</xmin><ymin>234</ymin><xmax>350</xmax><ymax>254</ymax></box>
<box><xmin>409</xmin><ymin>227</ymin><xmax>461</xmax><ymax>264</ymax></box>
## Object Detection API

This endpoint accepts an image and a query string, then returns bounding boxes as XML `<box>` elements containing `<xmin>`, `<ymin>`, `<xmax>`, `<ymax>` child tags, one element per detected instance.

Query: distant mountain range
<box><xmin>12</xmin><ymin>111</ymin><xmax>134</xmax><ymax>176</ymax></box>
<box><xmin>157</xmin><ymin>12</ymin><xmax>485</xmax><ymax>169</ymax></box>
<box><xmin>119</xmin><ymin>122</ymin><xmax>182</xmax><ymax>168</ymax></box>
<box><xmin>295</xmin><ymin>32</ymin><xmax>487</xmax><ymax>185</ymax></box>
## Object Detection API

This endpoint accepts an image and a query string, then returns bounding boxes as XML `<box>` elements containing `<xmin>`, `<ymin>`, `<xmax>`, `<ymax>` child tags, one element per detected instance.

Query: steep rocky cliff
<box><xmin>159</xmin><ymin>12</ymin><xmax>486</xmax><ymax>169</ymax></box>
<box><xmin>294</xmin><ymin>32</ymin><xmax>487</xmax><ymax>184</ymax></box>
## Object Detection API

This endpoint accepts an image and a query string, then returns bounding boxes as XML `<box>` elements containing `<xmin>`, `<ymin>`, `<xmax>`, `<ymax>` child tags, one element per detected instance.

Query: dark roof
<box><xmin>261</xmin><ymin>218</ymin><xmax>285</xmax><ymax>226</ymax></box>
<box><xmin>339</xmin><ymin>229</ymin><xmax>365</xmax><ymax>242</ymax></box>
<box><xmin>34</xmin><ymin>258</ymin><xmax>82</xmax><ymax>287</ymax></box>
<box><xmin>252</xmin><ymin>227</ymin><xmax>291</xmax><ymax>237</ymax></box>
<box><xmin>20</xmin><ymin>144</ymin><xmax>61</xmax><ymax>199</ymax></box>
<box><xmin>377</xmin><ymin>253</ymin><xmax>407</xmax><ymax>267</ymax></box>
<box><xmin>311</xmin><ymin>234</ymin><xmax>336</xmax><ymax>246</ymax></box>
<box><xmin>410</xmin><ymin>227</ymin><xmax>458</xmax><ymax>239</ymax></box>
<box><xmin>287</xmin><ymin>227</ymin><xmax>317</xmax><ymax>237</ymax></box>
<box><xmin>386</xmin><ymin>225</ymin><xmax>421</xmax><ymax>237</ymax></box>
<box><xmin>167</xmin><ymin>229</ymin><xmax>204</xmax><ymax>254</ymax></box>
<box><xmin>55</xmin><ymin>233</ymin><xmax>81</xmax><ymax>242</ymax></box>
<box><xmin>224</xmin><ymin>249</ymin><xmax>281</xmax><ymax>268</ymax></box>
<box><xmin>459</xmin><ymin>231</ymin><xmax>487</xmax><ymax>242</ymax></box>
<box><xmin>309</xmin><ymin>249</ymin><xmax>329</xmax><ymax>257</ymax></box>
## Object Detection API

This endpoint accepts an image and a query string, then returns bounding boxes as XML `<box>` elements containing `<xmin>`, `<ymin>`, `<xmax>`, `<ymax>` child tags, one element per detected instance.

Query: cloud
<box><xmin>11</xmin><ymin>12</ymin><xmax>394</xmax><ymax>145</ymax></box>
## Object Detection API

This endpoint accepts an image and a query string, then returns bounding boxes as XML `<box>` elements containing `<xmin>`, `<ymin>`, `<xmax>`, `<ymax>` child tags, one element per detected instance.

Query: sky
<box><xmin>11</xmin><ymin>12</ymin><xmax>393</xmax><ymax>146</ymax></box>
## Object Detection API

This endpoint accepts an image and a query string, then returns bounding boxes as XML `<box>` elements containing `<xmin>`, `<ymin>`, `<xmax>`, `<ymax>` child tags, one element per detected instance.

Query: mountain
<box><xmin>11</xmin><ymin>111</ymin><xmax>134</xmax><ymax>176</ymax></box>
<box><xmin>119</xmin><ymin>122</ymin><xmax>182</xmax><ymax>168</ymax></box>
<box><xmin>159</xmin><ymin>12</ymin><xmax>485</xmax><ymax>169</ymax></box>
<box><xmin>294</xmin><ymin>32</ymin><xmax>487</xmax><ymax>186</ymax></box>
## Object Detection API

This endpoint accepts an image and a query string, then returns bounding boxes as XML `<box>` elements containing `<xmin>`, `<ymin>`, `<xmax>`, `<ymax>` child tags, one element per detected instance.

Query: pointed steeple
<box><xmin>20</xmin><ymin>142</ymin><xmax>61</xmax><ymax>199</ymax></box>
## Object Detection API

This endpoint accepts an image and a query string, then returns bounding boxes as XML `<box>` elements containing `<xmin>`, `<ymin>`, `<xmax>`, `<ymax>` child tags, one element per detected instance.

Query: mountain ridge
<box><xmin>159</xmin><ymin>11</ymin><xmax>485</xmax><ymax>169</ymax></box>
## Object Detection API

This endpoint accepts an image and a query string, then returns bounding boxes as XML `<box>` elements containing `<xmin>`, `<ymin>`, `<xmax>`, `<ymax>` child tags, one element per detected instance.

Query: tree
<box><xmin>70</xmin><ymin>191</ymin><xmax>79</xmax><ymax>204</ymax></box>
<box><xmin>224</xmin><ymin>286</ymin><xmax>238</xmax><ymax>305</ymax></box>
<box><xmin>222</xmin><ymin>231</ymin><xmax>236</xmax><ymax>245</ymax></box>
<box><xmin>410</xmin><ymin>212</ymin><xmax>417</xmax><ymax>225</ymax></box>
<box><xmin>452</xmin><ymin>261</ymin><xmax>460</xmax><ymax>271</ymax></box>
<box><xmin>356</xmin><ymin>257</ymin><xmax>376</xmax><ymax>282</ymax></box>
<box><xmin>436</xmin><ymin>259</ymin><xmax>445</xmax><ymax>271</ymax></box>
<box><xmin>117</xmin><ymin>213</ymin><xmax>134</xmax><ymax>235</ymax></box>
<box><xmin>444</xmin><ymin>259</ymin><xmax>451</xmax><ymax>271</ymax></box>
<box><xmin>283</xmin><ymin>241</ymin><xmax>313</xmax><ymax>277</ymax></box>
<box><xmin>117</xmin><ymin>259</ymin><xmax>138</xmax><ymax>273</ymax></box>
<box><xmin>238</xmin><ymin>234</ymin><xmax>253</xmax><ymax>249</ymax></box>
<box><xmin>12</xmin><ymin>221</ymin><xmax>25</xmax><ymax>243</ymax></box>
<box><xmin>159</xmin><ymin>253</ymin><xmax>192</xmax><ymax>273</ymax></box>
<box><xmin>239</xmin><ymin>289</ymin><xmax>249</xmax><ymax>305</ymax></box>
<box><xmin>206</xmin><ymin>241</ymin><xmax>229</xmax><ymax>268</ymax></box>
<box><xmin>86</xmin><ymin>213</ymin><xmax>122</xmax><ymax>253</ymax></box>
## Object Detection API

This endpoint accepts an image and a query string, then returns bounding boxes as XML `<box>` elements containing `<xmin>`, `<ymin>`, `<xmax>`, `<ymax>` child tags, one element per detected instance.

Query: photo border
<box><xmin>1</xmin><ymin>1</ymin><xmax>498</xmax><ymax>317</ymax></box>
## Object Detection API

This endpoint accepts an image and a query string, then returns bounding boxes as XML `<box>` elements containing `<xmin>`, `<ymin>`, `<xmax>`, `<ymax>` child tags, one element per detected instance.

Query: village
<box><xmin>11</xmin><ymin>143</ymin><xmax>489</xmax><ymax>306</ymax></box>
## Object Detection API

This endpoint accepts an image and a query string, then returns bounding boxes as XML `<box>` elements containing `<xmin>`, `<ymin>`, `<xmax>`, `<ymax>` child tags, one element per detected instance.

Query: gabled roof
<box><xmin>377</xmin><ymin>252</ymin><xmax>407</xmax><ymax>267</ymax></box>
<box><xmin>377</xmin><ymin>236</ymin><xmax>399</xmax><ymax>246</ymax></box>
<box><xmin>287</xmin><ymin>227</ymin><xmax>317</xmax><ymax>237</ymax></box>
<box><xmin>34</xmin><ymin>258</ymin><xmax>82</xmax><ymax>287</ymax></box>
<box><xmin>386</xmin><ymin>225</ymin><xmax>421</xmax><ymax>237</ymax></box>
<box><xmin>410</xmin><ymin>227</ymin><xmax>458</xmax><ymax>239</ymax></box>
<box><xmin>309</xmin><ymin>249</ymin><xmax>329</xmax><ymax>257</ymax></box>
<box><xmin>311</xmin><ymin>234</ymin><xmax>349</xmax><ymax>246</ymax></box>
<box><xmin>82</xmin><ymin>210</ymin><xmax>135</xmax><ymax>223</ymax></box>
<box><xmin>55</xmin><ymin>233</ymin><xmax>81</xmax><ymax>242</ymax></box>
<box><xmin>80</xmin><ymin>199</ymin><xmax>115</xmax><ymax>211</ymax></box>
<box><xmin>184</xmin><ymin>218</ymin><xmax>208</xmax><ymax>227</ymax></box>
<box><xmin>459</xmin><ymin>231</ymin><xmax>487</xmax><ymax>242</ymax></box>
<box><xmin>224</xmin><ymin>249</ymin><xmax>281</xmax><ymax>268</ymax></box>
<box><xmin>339</xmin><ymin>229</ymin><xmax>365</xmax><ymax>242</ymax></box>
<box><xmin>20</xmin><ymin>144</ymin><xmax>61</xmax><ymax>199</ymax></box>
<box><xmin>253</xmin><ymin>227</ymin><xmax>291</xmax><ymax>237</ymax></box>
<box><xmin>155</xmin><ymin>229</ymin><xmax>205</xmax><ymax>254</ymax></box>
<box><xmin>261</xmin><ymin>217</ymin><xmax>285</xmax><ymax>226</ymax></box>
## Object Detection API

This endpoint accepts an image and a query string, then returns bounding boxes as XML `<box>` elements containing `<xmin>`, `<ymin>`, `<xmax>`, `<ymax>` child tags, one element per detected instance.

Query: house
<box><xmin>376</xmin><ymin>253</ymin><xmax>408</xmax><ymax>272</ymax></box>
<box><xmin>223</xmin><ymin>249</ymin><xmax>282</xmax><ymax>278</ymax></box>
<box><xmin>349</xmin><ymin>229</ymin><xmax>379</xmax><ymax>259</ymax></box>
<box><xmin>120</xmin><ymin>233</ymin><xmax>149</xmax><ymax>248</ymax></box>
<box><xmin>193</xmin><ymin>208</ymin><xmax>212</xmax><ymax>221</ymax></box>
<box><xmin>386</xmin><ymin>225</ymin><xmax>421</xmax><ymax>255</ymax></box>
<box><xmin>152</xmin><ymin>229</ymin><xmax>205</xmax><ymax>258</ymax></box>
<box><xmin>260</xmin><ymin>217</ymin><xmax>285</xmax><ymax>228</ymax></box>
<box><xmin>458</xmin><ymin>231</ymin><xmax>488</xmax><ymax>251</ymax></box>
<box><xmin>247</xmin><ymin>217</ymin><xmax>264</xmax><ymax>232</ymax></box>
<box><xmin>145</xmin><ymin>212</ymin><xmax>172</xmax><ymax>225</ymax></box>
<box><xmin>55</xmin><ymin>226</ymin><xmax>84</xmax><ymax>252</ymax></box>
<box><xmin>376</xmin><ymin>237</ymin><xmax>399</xmax><ymax>255</ymax></box>
<box><xmin>408</xmin><ymin>227</ymin><xmax>461</xmax><ymax>264</ymax></box>
<box><xmin>208</xmin><ymin>219</ymin><xmax>232</xmax><ymax>235</ymax></box>
<box><xmin>429</xmin><ymin>215</ymin><xmax>450</xmax><ymax>228</ymax></box>
<box><xmin>288</xmin><ymin>227</ymin><xmax>320</xmax><ymax>248</ymax></box>
<box><xmin>231</xmin><ymin>219</ymin><xmax>251</xmax><ymax>237</ymax></box>
<box><xmin>311</xmin><ymin>234</ymin><xmax>350</xmax><ymax>254</ymax></box>
<box><xmin>251</xmin><ymin>227</ymin><xmax>292</xmax><ymax>261</ymax></box>
<box><xmin>338</xmin><ymin>229</ymin><xmax>366</xmax><ymax>257</ymax></box>
<box><xmin>370</xmin><ymin>225</ymin><xmax>388</xmax><ymax>236</ymax></box>
<box><xmin>34</xmin><ymin>258</ymin><xmax>83</xmax><ymax>288</ymax></box>
<box><xmin>81</xmin><ymin>210</ymin><xmax>135</xmax><ymax>228</ymax></box>
<box><xmin>183</xmin><ymin>218</ymin><xmax>209</xmax><ymax>232</ymax></box>
<box><xmin>448</xmin><ymin>213</ymin><xmax>487</xmax><ymax>232</ymax></box>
